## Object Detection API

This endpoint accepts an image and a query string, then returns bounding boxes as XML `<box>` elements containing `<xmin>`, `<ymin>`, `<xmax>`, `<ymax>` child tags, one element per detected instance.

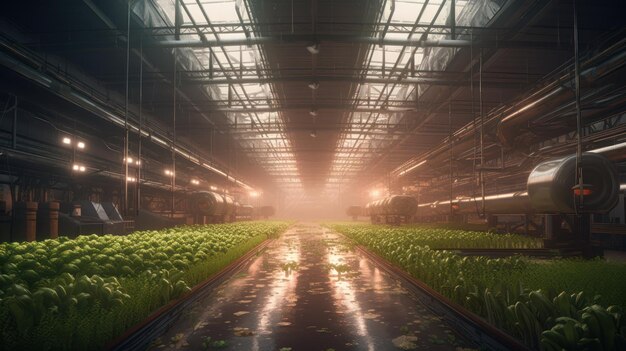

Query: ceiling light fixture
<box><xmin>72</xmin><ymin>163</ymin><xmax>86</xmax><ymax>172</ymax></box>
<box><xmin>309</xmin><ymin>108</ymin><xmax>318</xmax><ymax>117</ymax></box>
<box><xmin>310</xmin><ymin>130</ymin><xmax>317</xmax><ymax>138</ymax></box>
<box><xmin>307</xmin><ymin>81</ymin><xmax>319</xmax><ymax>90</ymax></box>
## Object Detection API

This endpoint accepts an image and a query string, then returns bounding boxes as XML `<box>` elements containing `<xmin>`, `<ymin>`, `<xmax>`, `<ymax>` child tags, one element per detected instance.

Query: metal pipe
<box><xmin>418</xmin><ymin>191</ymin><xmax>531</xmax><ymax>217</ymax></box>
<box><xmin>137</xmin><ymin>38</ymin><xmax>143</xmax><ymax>215</ymax></box>
<box><xmin>393</xmin><ymin>37</ymin><xmax>626</xmax><ymax>179</ymax></box>
<box><xmin>82</xmin><ymin>0</ymin><xmax>219</xmax><ymax>133</ymax></box>
<box><xmin>0</xmin><ymin>40</ymin><xmax>249</xmax><ymax>189</ymax></box>
<box><xmin>479</xmin><ymin>51</ymin><xmax>485</xmax><ymax>216</ymax></box>
<box><xmin>497</xmin><ymin>37</ymin><xmax>626</xmax><ymax>147</ymax></box>
<box><xmin>123</xmin><ymin>0</ymin><xmax>131</xmax><ymax>216</ymax></box>
<box><xmin>172</xmin><ymin>53</ymin><xmax>177</xmax><ymax>218</ymax></box>
<box><xmin>174</xmin><ymin>0</ymin><xmax>181</xmax><ymax>40</ymax></box>
<box><xmin>573</xmin><ymin>1</ymin><xmax>584</xmax><ymax>212</ymax></box>
<box><xmin>449</xmin><ymin>0</ymin><xmax>456</xmax><ymax>40</ymax></box>
<box><xmin>418</xmin><ymin>151</ymin><xmax>622</xmax><ymax>217</ymax></box>
<box><xmin>588</xmin><ymin>141</ymin><xmax>626</xmax><ymax>161</ymax></box>
<box><xmin>448</xmin><ymin>102</ymin><xmax>453</xmax><ymax>219</ymax></box>
<box><xmin>12</xmin><ymin>97</ymin><xmax>17</xmax><ymax>149</ymax></box>
<box><xmin>380</xmin><ymin>0</ymin><xmax>395</xmax><ymax>42</ymax></box>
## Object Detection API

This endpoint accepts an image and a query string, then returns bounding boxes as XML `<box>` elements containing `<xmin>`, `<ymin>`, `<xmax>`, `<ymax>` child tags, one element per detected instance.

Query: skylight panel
<box><xmin>391</xmin><ymin>1</ymin><xmax>426</xmax><ymax>23</ymax></box>
<box><xmin>201</xmin><ymin>1</ymin><xmax>240</xmax><ymax>23</ymax></box>
<box><xmin>183</xmin><ymin>3</ymin><xmax>208</xmax><ymax>24</ymax></box>
<box><xmin>420</xmin><ymin>3</ymin><xmax>444</xmax><ymax>24</ymax></box>
<box><xmin>152</xmin><ymin>0</ymin><xmax>300</xmax><ymax>186</ymax></box>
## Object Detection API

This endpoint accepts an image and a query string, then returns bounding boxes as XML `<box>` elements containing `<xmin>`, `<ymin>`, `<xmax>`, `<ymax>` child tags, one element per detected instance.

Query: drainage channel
<box><xmin>112</xmin><ymin>223</ymin><xmax>510</xmax><ymax>350</ymax></box>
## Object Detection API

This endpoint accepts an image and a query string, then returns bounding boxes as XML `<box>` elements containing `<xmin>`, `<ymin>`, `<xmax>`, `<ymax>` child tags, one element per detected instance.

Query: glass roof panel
<box><xmin>392</xmin><ymin>1</ymin><xmax>425</xmax><ymax>23</ymax></box>
<box><xmin>326</xmin><ymin>0</ymin><xmax>504</xmax><ymax>188</ymax></box>
<box><xmin>153</xmin><ymin>0</ymin><xmax>301</xmax><ymax>189</ymax></box>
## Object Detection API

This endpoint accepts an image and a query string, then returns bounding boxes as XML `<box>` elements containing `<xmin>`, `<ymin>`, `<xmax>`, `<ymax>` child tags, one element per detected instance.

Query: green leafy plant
<box><xmin>328</xmin><ymin>223</ymin><xmax>626</xmax><ymax>350</ymax></box>
<box><xmin>0</xmin><ymin>221</ymin><xmax>289</xmax><ymax>350</ymax></box>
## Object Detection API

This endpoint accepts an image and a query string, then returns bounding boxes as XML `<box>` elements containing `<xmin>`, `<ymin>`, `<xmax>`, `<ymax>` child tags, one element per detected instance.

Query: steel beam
<box><xmin>152</xmin><ymin>35</ymin><xmax>566</xmax><ymax>50</ymax></box>
<box><xmin>182</xmin><ymin>75</ymin><xmax>527</xmax><ymax>88</ymax></box>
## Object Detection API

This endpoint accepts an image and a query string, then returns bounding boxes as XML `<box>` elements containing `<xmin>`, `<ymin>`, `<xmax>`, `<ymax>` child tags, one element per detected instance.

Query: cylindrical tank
<box><xmin>191</xmin><ymin>191</ymin><xmax>226</xmax><ymax>216</ymax></box>
<box><xmin>418</xmin><ymin>153</ymin><xmax>619</xmax><ymax>217</ymax></box>
<box><xmin>381</xmin><ymin>197</ymin><xmax>391</xmax><ymax>214</ymax></box>
<box><xmin>386</xmin><ymin>195</ymin><xmax>418</xmax><ymax>216</ymax></box>
<box><xmin>222</xmin><ymin>194</ymin><xmax>235</xmax><ymax>217</ymax></box>
<box><xmin>370</xmin><ymin>200</ymin><xmax>380</xmax><ymax>215</ymax></box>
<box><xmin>366</xmin><ymin>195</ymin><xmax>417</xmax><ymax>216</ymax></box>
<box><xmin>527</xmin><ymin>153</ymin><xmax>619</xmax><ymax>213</ymax></box>
<box><xmin>374</xmin><ymin>199</ymin><xmax>383</xmax><ymax>215</ymax></box>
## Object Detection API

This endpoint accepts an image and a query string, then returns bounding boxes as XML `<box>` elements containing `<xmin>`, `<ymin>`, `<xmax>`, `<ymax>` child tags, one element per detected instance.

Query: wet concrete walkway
<box><xmin>148</xmin><ymin>223</ymin><xmax>477</xmax><ymax>351</ymax></box>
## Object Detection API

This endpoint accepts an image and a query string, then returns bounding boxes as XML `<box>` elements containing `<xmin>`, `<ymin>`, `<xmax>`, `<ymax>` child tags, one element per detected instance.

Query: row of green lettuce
<box><xmin>0</xmin><ymin>221</ymin><xmax>289</xmax><ymax>350</ymax></box>
<box><xmin>328</xmin><ymin>223</ymin><xmax>626</xmax><ymax>351</ymax></box>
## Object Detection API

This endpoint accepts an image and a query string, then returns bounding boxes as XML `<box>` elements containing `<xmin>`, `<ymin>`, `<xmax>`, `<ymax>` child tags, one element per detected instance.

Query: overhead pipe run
<box><xmin>0</xmin><ymin>41</ymin><xmax>252</xmax><ymax>190</ymax></box>
<box><xmin>392</xmin><ymin>38</ymin><xmax>626</xmax><ymax>180</ymax></box>
<box><xmin>496</xmin><ymin>37</ymin><xmax>626</xmax><ymax>148</ymax></box>
<box><xmin>587</xmin><ymin>141</ymin><xmax>626</xmax><ymax>161</ymax></box>
<box><xmin>416</xmin><ymin>139</ymin><xmax>626</xmax><ymax>216</ymax></box>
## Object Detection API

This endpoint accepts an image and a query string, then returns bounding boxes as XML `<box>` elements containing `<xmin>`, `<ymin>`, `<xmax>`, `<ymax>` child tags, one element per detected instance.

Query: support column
<box><xmin>37</xmin><ymin>201</ymin><xmax>60</xmax><ymax>240</ymax></box>
<box><xmin>13</xmin><ymin>202</ymin><xmax>38</xmax><ymax>242</ymax></box>
<box><xmin>487</xmin><ymin>214</ymin><xmax>497</xmax><ymax>229</ymax></box>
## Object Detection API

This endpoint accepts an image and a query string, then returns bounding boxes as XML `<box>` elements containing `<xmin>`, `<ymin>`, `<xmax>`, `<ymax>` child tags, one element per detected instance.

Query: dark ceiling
<box><xmin>1</xmin><ymin>0</ymin><xmax>625</xmax><ymax>200</ymax></box>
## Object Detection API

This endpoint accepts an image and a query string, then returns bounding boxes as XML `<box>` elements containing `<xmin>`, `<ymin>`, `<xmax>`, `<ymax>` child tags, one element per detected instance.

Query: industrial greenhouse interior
<box><xmin>1</xmin><ymin>0</ymin><xmax>626</xmax><ymax>350</ymax></box>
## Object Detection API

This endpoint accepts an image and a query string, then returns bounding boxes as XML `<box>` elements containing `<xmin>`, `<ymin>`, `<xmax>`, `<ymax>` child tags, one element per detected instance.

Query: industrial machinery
<box><xmin>416</xmin><ymin>153</ymin><xmax>620</xmax><ymax>255</ymax></box>
<box><xmin>416</xmin><ymin>153</ymin><xmax>619</xmax><ymax>217</ymax></box>
<box><xmin>346</xmin><ymin>206</ymin><xmax>363</xmax><ymax>220</ymax></box>
<box><xmin>58</xmin><ymin>201</ymin><xmax>126</xmax><ymax>237</ymax></box>
<box><xmin>236</xmin><ymin>203</ymin><xmax>255</xmax><ymax>221</ymax></box>
<box><xmin>366</xmin><ymin>195</ymin><xmax>418</xmax><ymax>225</ymax></box>
<box><xmin>190</xmin><ymin>191</ymin><xmax>237</xmax><ymax>223</ymax></box>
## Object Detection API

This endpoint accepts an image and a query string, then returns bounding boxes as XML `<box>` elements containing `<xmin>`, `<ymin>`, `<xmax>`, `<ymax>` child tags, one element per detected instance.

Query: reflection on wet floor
<box><xmin>149</xmin><ymin>223</ymin><xmax>477</xmax><ymax>350</ymax></box>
